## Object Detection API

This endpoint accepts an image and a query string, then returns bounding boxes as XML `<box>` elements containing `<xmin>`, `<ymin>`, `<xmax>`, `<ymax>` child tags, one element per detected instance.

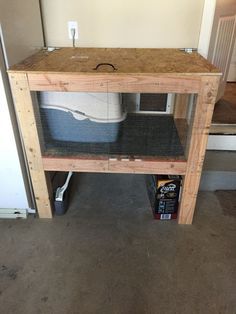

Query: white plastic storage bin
<box><xmin>38</xmin><ymin>92</ymin><xmax>126</xmax><ymax>143</ymax></box>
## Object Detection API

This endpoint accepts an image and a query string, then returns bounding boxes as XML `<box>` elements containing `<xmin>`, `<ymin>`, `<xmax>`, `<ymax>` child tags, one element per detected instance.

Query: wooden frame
<box><xmin>9</xmin><ymin>73</ymin><xmax>53</xmax><ymax>218</ymax></box>
<box><xmin>8</xmin><ymin>48</ymin><xmax>221</xmax><ymax>224</ymax></box>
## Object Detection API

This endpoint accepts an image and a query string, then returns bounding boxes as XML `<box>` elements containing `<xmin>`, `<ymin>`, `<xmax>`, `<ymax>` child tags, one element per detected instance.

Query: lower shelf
<box><xmin>42</xmin><ymin>114</ymin><xmax>187</xmax><ymax>174</ymax></box>
<box><xmin>43</xmin><ymin>114</ymin><xmax>185</xmax><ymax>157</ymax></box>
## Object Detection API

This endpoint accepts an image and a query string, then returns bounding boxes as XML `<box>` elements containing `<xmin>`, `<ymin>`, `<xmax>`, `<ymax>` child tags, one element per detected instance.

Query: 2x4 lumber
<box><xmin>43</xmin><ymin>157</ymin><xmax>108</xmax><ymax>173</ymax></box>
<box><xmin>108</xmin><ymin>158</ymin><xmax>186</xmax><ymax>174</ymax></box>
<box><xmin>177</xmin><ymin>76</ymin><xmax>220</xmax><ymax>224</ymax></box>
<box><xmin>27</xmin><ymin>73</ymin><xmax>202</xmax><ymax>94</ymax></box>
<box><xmin>8</xmin><ymin>72</ymin><xmax>53</xmax><ymax>218</ymax></box>
<box><xmin>42</xmin><ymin>156</ymin><xmax>187</xmax><ymax>175</ymax></box>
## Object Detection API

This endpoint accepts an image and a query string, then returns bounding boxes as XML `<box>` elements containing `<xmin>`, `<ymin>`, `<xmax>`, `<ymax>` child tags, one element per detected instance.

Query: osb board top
<box><xmin>8</xmin><ymin>47</ymin><xmax>221</xmax><ymax>76</ymax></box>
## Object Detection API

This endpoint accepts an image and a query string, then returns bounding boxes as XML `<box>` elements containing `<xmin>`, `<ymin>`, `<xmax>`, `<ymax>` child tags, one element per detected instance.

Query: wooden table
<box><xmin>8</xmin><ymin>48</ymin><xmax>221</xmax><ymax>224</ymax></box>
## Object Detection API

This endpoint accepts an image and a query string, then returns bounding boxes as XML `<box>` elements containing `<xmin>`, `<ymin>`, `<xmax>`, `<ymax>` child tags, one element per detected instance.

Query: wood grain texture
<box><xmin>174</xmin><ymin>94</ymin><xmax>189</xmax><ymax>119</ymax></box>
<box><xmin>178</xmin><ymin>76</ymin><xmax>221</xmax><ymax>224</ymax></box>
<box><xmin>27</xmin><ymin>73</ymin><xmax>201</xmax><ymax>93</ymax></box>
<box><xmin>43</xmin><ymin>157</ymin><xmax>108</xmax><ymax>173</ymax></box>
<box><xmin>8</xmin><ymin>73</ymin><xmax>53</xmax><ymax>218</ymax></box>
<box><xmin>9</xmin><ymin>48</ymin><xmax>221</xmax><ymax>75</ymax></box>
<box><xmin>108</xmin><ymin>159</ymin><xmax>186</xmax><ymax>174</ymax></box>
<box><xmin>42</xmin><ymin>156</ymin><xmax>187</xmax><ymax>175</ymax></box>
<box><xmin>8</xmin><ymin>47</ymin><xmax>222</xmax><ymax>224</ymax></box>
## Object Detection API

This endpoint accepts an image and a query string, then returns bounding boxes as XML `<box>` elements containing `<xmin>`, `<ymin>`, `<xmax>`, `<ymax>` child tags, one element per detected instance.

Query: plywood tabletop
<box><xmin>8</xmin><ymin>48</ymin><xmax>221</xmax><ymax>76</ymax></box>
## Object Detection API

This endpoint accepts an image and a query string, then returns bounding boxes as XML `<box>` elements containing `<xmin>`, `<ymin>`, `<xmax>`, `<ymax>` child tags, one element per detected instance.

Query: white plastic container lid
<box><xmin>39</xmin><ymin>92</ymin><xmax>126</xmax><ymax>123</ymax></box>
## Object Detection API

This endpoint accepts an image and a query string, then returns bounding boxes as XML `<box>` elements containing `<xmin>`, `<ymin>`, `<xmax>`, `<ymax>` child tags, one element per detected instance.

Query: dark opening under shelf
<box><xmin>42</xmin><ymin>114</ymin><xmax>185</xmax><ymax>160</ymax></box>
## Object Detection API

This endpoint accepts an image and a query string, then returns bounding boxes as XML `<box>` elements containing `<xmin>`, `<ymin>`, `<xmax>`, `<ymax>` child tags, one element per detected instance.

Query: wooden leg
<box><xmin>9</xmin><ymin>73</ymin><xmax>53</xmax><ymax>218</ymax></box>
<box><xmin>178</xmin><ymin>76</ymin><xmax>220</xmax><ymax>224</ymax></box>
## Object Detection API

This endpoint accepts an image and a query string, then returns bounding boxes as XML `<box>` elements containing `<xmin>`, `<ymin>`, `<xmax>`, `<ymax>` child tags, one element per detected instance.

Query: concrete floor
<box><xmin>0</xmin><ymin>173</ymin><xmax>235</xmax><ymax>314</ymax></box>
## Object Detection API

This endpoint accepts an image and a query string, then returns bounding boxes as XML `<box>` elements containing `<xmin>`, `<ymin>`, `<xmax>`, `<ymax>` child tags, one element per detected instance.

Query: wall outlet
<box><xmin>68</xmin><ymin>21</ymin><xmax>78</xmax><ymax>39</ymax></box>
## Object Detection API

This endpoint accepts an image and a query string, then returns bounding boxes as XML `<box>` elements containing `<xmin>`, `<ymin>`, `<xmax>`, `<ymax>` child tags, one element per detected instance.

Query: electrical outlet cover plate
<box><xmin>68</xmin><ymin>21</ymin><xmax>78</xmax><ymax>39</ymax></box>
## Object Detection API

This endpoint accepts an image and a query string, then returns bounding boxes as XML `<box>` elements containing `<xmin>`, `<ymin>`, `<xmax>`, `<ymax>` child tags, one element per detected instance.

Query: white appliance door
<box><xmin>0</xmin><ymin>0</ymin><xmax>44</xmax><ymax>214</ymax></box>
<box><xmin>0</xmin><ymin>46</ymin><xmax>30</xmax><ymax>210</ymax></box>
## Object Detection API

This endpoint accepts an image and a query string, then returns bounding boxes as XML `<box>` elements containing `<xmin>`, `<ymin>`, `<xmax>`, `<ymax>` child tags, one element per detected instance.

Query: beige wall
<box><xmin>41</xmin><ymin>0</ymin><xmax>205</xmax><ymax>48</ymax></box>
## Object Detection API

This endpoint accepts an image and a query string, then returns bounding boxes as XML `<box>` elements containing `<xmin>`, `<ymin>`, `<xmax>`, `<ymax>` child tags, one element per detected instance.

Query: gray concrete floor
<box><xmin>0</xmin><ymin>173</ymin><xmax>235</xmax><ymax>314</ymax></box>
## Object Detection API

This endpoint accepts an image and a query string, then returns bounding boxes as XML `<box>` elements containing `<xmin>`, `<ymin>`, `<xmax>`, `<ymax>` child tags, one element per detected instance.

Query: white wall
<box><xmin>198</xmin><ymin>0</ymin><xmax>216</xmax><ymax>58</ymax></box>
<box><xmin>41</xmin><ymin>0</ymin><xmax>205</xmax><ymax>48</ymax></box>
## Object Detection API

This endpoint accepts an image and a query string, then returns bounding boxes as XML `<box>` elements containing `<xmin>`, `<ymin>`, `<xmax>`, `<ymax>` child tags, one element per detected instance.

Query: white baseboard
<box><xmin>0</xmin><ymin>208</ymin><xmax>36</xmax><ymax>219</ymax></box>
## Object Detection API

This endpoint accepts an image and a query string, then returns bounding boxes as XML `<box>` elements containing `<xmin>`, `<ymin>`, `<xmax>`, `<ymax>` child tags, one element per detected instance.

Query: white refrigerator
<box><xmin>0</xmin><ymin>0</ymin><xmax>44</xmax><ymax>217</ymax></box>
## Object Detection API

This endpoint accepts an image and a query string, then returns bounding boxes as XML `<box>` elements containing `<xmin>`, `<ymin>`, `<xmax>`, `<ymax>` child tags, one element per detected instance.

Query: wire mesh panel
<box><xmin>108</xmin><ymin>113</ymin><xmax>184</xmax><ymax>158</ymax></box>
<box><xmin>34</xmin><ymin>90</ymin><xmax>187</xmax><ymax>161</ymax></box>
<box><xmin>107</xmin><ymin>88</ymin><xmax>185</xmax><ymax>160</ymax></box>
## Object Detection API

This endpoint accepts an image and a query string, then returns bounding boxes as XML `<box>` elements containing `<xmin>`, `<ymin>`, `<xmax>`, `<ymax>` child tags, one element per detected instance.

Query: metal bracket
<box><xmin>180</xmin><ymin>48</ymin><xmax>198</xmax><ymax>54</ymax></box>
